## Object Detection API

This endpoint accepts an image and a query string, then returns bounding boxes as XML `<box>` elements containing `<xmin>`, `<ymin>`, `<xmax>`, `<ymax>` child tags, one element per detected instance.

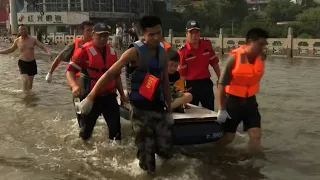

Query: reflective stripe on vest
<box><xmin>224</xmin><ymin>46</ymin><xmax>264</xmax><ymax>98</ymax></box>
<box><xmin>73</xmin><ymin>38</ymin><xmax>84</xmax><ymax>77</ymax></box>
<box><xmin>81</xmin><ymin>41</ymin><xmax>117</xmax><ymax>95</ymax></box>
<box><xmin>129</xmin><ymin>40</ymin><xmax>166</xmax><ymax>102</ymax></box>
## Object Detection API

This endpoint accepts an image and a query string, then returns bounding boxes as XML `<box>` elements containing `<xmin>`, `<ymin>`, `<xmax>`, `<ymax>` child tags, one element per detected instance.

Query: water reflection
<box><xmin>20</xmin><ymin>93</ymin><xmax>40</xmax><ymax>107</ymax></box>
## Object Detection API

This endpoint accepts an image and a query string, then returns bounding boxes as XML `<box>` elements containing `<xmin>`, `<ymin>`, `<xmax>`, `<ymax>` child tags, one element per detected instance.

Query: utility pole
<box><xmin>9</xmin><ymin>0</ymin><xmax>18</xmax><ymax>34</ymax></box>
<box><xmin>129</xmin><ymin>0</ymin><xmax>132</xmax><ymax>24</ymax></box>
<box><xmin>231</xmin><ymin>19</ymin><xmax>234</xmax><ymax>37</ymax></box>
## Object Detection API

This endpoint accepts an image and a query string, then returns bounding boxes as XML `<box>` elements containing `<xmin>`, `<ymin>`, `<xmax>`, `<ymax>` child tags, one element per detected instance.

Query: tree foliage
<box><xmin>159</xmin><ymin>0</ymin><xmax>320</xmax><ymax>37</ymax></box>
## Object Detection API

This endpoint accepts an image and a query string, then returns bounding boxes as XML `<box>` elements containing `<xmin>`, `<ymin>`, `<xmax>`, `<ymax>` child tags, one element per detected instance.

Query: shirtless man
<box><xmin>0</xmin><ymin>24</ymin><xmax>52</xmax><ymax>93</ymax></box>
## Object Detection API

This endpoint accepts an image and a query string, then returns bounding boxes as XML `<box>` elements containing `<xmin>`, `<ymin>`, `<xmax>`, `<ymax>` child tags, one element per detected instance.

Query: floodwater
<box><xmin>0</xmin><ymin>41</ymin><xmax>319</xmax><ymax>180</ymax></box>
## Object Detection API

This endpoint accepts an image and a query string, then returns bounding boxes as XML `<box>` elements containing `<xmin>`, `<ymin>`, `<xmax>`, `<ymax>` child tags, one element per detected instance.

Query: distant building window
<box><xmin>114</xmin><ymin>0</ymin><xmax>129</xmax><ymax>13</ymax></box>
<box><xmin>70</xmin><ymin>0</ymin><xmax>82</xmax><ymax>11</ymax></box>
<box><xmin>56</xmin><ymin>25</ymin><xmax>68</xmax><ymax>33</ymax></box>
<box><xmin>90</xmin><ymin>0</ymin><xmax>112</xmax><ymax>12</ymax></box>
<box><xmin>45</xmin><ymin>0</ymin><xmax>68</xmax><ymax>12</ymax></box>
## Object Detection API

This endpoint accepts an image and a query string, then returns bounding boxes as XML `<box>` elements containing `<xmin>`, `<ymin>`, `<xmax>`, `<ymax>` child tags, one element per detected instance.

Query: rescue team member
<box><xmin>216</xmin><ymin>28</ymin><xmax>269</xmax><ymax>152</ymax></box>
<box><xmin>78</xmin><ymin>16</ymin><xmax>173</xmax><ymax>175</ymax></box>
<box><xmin>178</xmin><ymin>20</ymin><xmax>220</xmax><ymax>111</ymax></box>
<box><xmin>66</xmin><ymin>23</ymin><xmax>127</xmax><ymax>142</ymax></box>
<box><xmin>46</xmin><ymin>21</ymin><xmax>94</xmax><ymax>83</ymax></box>
<box><xmin>0</xmin><ymin>24</ymin><xmax>52</xmax><ymax>94</ymax></box>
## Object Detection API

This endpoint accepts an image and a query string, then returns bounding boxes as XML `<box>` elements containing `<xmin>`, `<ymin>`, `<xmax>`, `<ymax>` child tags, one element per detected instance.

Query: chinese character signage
<box><xmin>17</xmin><ymin>12</ymin><xmax>66</xmax><ymax>24</ymax></box>
<box><xmin>17</xmin><ymin>12</ymin><xmax>89</xmax><ymax>25</ymax></box>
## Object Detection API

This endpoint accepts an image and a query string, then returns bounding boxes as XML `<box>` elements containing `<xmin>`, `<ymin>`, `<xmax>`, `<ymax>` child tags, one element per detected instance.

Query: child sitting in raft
<box><xmin>168</xmin><ymin>51</ymin><xmax>193</xmax><ymax>112</ymax></box>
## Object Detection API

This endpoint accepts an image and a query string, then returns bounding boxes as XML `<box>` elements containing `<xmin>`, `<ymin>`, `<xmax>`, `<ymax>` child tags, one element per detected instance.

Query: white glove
<box><xmin>217</xmin><ymin>110</ymin><xmax>231</xmax><ymax>124</ymax></box>
<box><xmin>166</xmin><ymin>113</ymin><xmax>174</xmax><ymax>125</ymax></box>
<box><xmin>78</xmin><ymin>97</ymin><xmax>94</xmax><ymax>115</ymax></box>
<box><xmin>45</xmin><ymin>72</ymin><xmax>53</xmax><ymax>83</ymax></box>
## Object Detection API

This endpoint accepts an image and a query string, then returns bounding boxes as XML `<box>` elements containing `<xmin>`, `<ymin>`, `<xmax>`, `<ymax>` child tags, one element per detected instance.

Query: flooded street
<box><xmin>0</xmin><ymin>42</ymin><xmax>320</xmax><ymax>180</ymax></box>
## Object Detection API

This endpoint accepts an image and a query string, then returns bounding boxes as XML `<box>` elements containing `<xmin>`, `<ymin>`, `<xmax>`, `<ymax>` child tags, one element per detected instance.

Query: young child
<box><xmin>168</xmin><ymin>51</ymin><xmax>193</xmax><ymax>112</ymax></box>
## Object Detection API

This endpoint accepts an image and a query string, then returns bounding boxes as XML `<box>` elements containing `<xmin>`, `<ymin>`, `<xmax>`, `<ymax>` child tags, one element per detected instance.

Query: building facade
<box><xmin>14</xmin><ymin>0</ymin><xmax>153</xmax><ymax>35</ymax></box>
<box><xmin>0</xmin><ymin>0</ymin><xmax>9</xmax><ymax>34</ymax></box>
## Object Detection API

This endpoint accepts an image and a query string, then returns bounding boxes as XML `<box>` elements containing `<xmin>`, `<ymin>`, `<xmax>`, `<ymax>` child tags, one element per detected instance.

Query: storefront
<box><xmin>16</xmin><ymin>12</ymin><xmax>89</xmax><ymax>36</ymax></box>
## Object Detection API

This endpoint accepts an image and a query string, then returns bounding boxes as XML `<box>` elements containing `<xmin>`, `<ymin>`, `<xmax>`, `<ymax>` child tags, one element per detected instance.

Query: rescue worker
<box><xmin>77</xmin><ymin>16</ymin><xmax>173</xmax><ymax>175</ymax></box>
<box><xmin>46</xmin><ymin>21</ymin><xmax>94</xmax><ymax>83</ymax></box>
<box><xmin>178</xmin><ymin>20</ymin><xmax>220</xmax><ymax>111</ymax></box>
<box><xmin>216</xmin><ymin>28</ymin><xmax>269</xmax><ymax>152</ymax></box>
<box><xmin>66</xmin><ymin>23</ymin><xmax>127</xmax><ymax>142</ymax></box>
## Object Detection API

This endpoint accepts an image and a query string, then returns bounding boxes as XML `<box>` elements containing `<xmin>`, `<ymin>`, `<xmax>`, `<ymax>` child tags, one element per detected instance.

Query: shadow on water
<box><xmin>176</xmin><ymin>145</ymin><xmax>266</xmax><ymax>180</ymax></box>
<box><xmin>0</xmin><ymin>156</ymin><xmax>36</xmax><ymax>169</ymax></box>
<box><xmin>20</xmin><ymin>93</ymin><xmax>40</xmax><ymax>107</ymax></box>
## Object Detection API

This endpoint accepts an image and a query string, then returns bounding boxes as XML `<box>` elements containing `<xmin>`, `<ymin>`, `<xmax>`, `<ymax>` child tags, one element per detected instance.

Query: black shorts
<box><xmin>222</xmin><ymin>95</ymin><xmax>261</xmax><ymax>133</ymax></box>
<box><xmin>18</xmin><ymin>59</ymin><xmax>37</xmax><ymax>76</ymax></box>
<box><xmin>186</xmin><ymin>78</ymin><xmax>215</xmax><ymax>111</ymax></box>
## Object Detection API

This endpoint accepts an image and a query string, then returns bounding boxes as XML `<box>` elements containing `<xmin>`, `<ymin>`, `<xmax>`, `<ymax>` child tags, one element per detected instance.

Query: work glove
<box><xmin>217</xmin><ymin>109</ymin><xmax>231</xmax><ymax>124</ymax></box>
<box><xmin>78</xmin><ymin>97</ymin><xmax>94</xmax><ymax>115</ymax></box>
<box><xmin>45</xmin><ymin>72</ymin><xmax>53</xmax><ymax>83</ymax></box>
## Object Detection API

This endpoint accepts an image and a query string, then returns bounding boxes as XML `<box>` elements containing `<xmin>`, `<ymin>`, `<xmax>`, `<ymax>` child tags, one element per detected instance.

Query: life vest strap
<box><xmin>80</xmin><ymin>73</ymin><xmax>99</xmax><ymax>81</ymax></box>
<box><xmin>87</xmin><ymin>67</ymin><xmax>108</xmax><ymax>73</ymax></box>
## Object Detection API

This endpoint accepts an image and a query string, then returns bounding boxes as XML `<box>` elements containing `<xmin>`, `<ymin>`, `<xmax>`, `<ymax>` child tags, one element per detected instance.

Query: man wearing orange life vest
<box><xmin>216</xmin><ymin>28</ymin><xmax>269</xmax><ymax>151</ymax></box>
<box><xmin>66</xmin><ymin>23</ymin><xmax>127</xmax><ymax>142</ymax></box>
<box><xmin>46</xmin><ymin>21</ymin><xmax>94</xmax><ymax>83</ymax></box>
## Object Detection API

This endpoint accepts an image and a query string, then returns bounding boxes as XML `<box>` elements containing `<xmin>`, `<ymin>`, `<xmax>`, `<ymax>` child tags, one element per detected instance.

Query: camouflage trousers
<box><xmin>131</xmin><ymin>107</ymin><xmax>173</xmax><ymax>172</ymax></box>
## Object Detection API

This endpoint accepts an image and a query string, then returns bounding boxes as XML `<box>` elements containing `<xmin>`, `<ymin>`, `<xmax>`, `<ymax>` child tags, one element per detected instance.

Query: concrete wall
<box><xmin>41</xmin><ymin>27</ymin><xmax>320</xmax><ymax>58</ymax></box>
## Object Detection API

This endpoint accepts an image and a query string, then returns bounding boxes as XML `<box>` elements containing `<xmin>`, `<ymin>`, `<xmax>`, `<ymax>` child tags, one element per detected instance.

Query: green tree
<box><xmin>296</xmin><ymin>7</ymin><xmax>320</xmax><ymax>37</ymax></box>
<box><xmin>265</xmin><ymin>0</ymin><xmax>304</xmax><ymax>22</ymax></box>
<box><xmin>240</xmin><ymin>13</ymin><xmax>287</xmax><ymax>38</ymax></box>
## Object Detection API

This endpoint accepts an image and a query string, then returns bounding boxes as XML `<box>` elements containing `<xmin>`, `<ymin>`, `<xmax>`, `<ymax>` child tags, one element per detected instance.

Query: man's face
<box><xmin>168</xmin><ymin>61</ymin><xmax>179</xmax><ymax>74</ymax></box>
<box><xmin>18</xmin><ymin>26</ymin><xmax>28</xmax><ymax>36</ymax></box>
<box><xmin>83</xmin><ymin>25</ymin><xmax>93</xmax><ymax>40</ymax></box>
<box><xmin>92</xmin><ymin>32</ymin><xmax>109</xmax><ymax>48</ymax></box>
<box><xmin>143</xmin><ymin>24</ymin><xmax>162</xmax><ymax>47</ymax></box>
<box><xmin>186</xmin><ymin>29</ymin><xmax>200</xmax><ymax>44</ymax></box>
<box><xmin>248</xmin><ymin>38</ymin><xmax>267</xmax><ymax>56</ymax></box>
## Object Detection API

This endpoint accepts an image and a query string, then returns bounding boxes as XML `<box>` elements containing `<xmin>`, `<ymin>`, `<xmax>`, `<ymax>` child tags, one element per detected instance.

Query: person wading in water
<box><xmin>77</xmin><ymin>16</ymin><xmax>173</xmax><ymax>175</ymax></box>
<box><xmin>0</xmin><ymin>24</ymin><xmax>52</xmax><ymax>94</ymax></box>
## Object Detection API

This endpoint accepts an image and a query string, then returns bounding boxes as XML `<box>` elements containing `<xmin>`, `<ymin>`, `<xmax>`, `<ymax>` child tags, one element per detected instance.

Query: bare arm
<box><xmin>35</xmin><ymin>38</ymin><xmax>51</xmax><ymax>56</ymax></box>
<box><xmin>49</xmin><ymin>43</ymin><xmax>75</xmax><ymax>74</ymax></box>
<box><xmin>217</xmin><ymin>55</ymin><xmax>235</xmax><ymax>110</ymax></box>
<box><xmin>177</xmin><ymin>49</ymin><xmax>186</xmax><ymax>88</ymax></box>
<box><xmin>66</xmin><ymin>48</ymin><xmax>87</xmax><ymax>89</ymax></box>
<box><xmin>213</xmin><ymin>65</ymin><xmax>221</xmax><ymax>80</ymax></box>
<box><xmin>163</xmin><ymin>52</ymin><xmax>172</xmax><ymax>112</ymax></box>
<box><xmin>208</xmin><ymin>42</ymin><xmax>221</xmax><ymax>80</ymax></box>
<box><xmin>66</xmin><ymin>71</ymin><xmax>77</xmax><ymax>88</ymax></box>
<box><xmin>0</xmin><ymin>39</ymin><xmax>18</xmax><ymax>54</ymax></box>
<box><xmin>87</xmin><ymin>47</ymin><xmax>137</xmax><ymax>101</ymax></box>
<box><xmin>116</xmin><ymin>76</ymin><xmax>125</xmax><ymax>97</ymax></box>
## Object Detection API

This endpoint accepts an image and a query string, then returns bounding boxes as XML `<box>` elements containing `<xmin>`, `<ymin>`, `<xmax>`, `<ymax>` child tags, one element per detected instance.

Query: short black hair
<box><xmin>246</xmin><ymin>28</ymin><xmax>269</xmax><ymax>42</ymax></box>
<box><xmin>18</xmin><ymin>24</ymin><xmax>27</xmax><ymax>28</ymax></box>
<box><xmin>169</xmin><ymin>51</ymin><xmax>180</xmax><ymax>62</ymax></box>
<box><xmin>139</xmin><ymin>15</ymin><xmax>162</xmax><ymax>31</ymax></box>
<box><xmin>80</xmin><ymin>21</ymin><xmax>94</xmax><ymax>30</ymax></box>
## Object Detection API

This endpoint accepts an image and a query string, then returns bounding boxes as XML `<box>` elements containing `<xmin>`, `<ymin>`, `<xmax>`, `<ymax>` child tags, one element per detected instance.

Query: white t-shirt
<box><xmin>116</xmin><ymin>27</ymin><xmax>123</xmax><ymax>37</ymax></box>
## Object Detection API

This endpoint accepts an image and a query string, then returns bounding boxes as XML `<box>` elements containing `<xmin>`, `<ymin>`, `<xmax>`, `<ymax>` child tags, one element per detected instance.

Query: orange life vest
<box><xmin>160</xmin><ymin>41</ymin><xmax>171</xmax><ymax>50</ymax></box>
<box><xmin>73</xmin><ymin>38</ymin><xmax>84</xmax><ymax>77</ymax></box>
<box><xmin>82</xmin><ymin>41</ymin><xmax>117</xmax><ymax>95</ymax></box>
<box><xmin>224</xmin><ymin>46</ymin><xmax>264</xmax><ymax>98</ymax></box>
